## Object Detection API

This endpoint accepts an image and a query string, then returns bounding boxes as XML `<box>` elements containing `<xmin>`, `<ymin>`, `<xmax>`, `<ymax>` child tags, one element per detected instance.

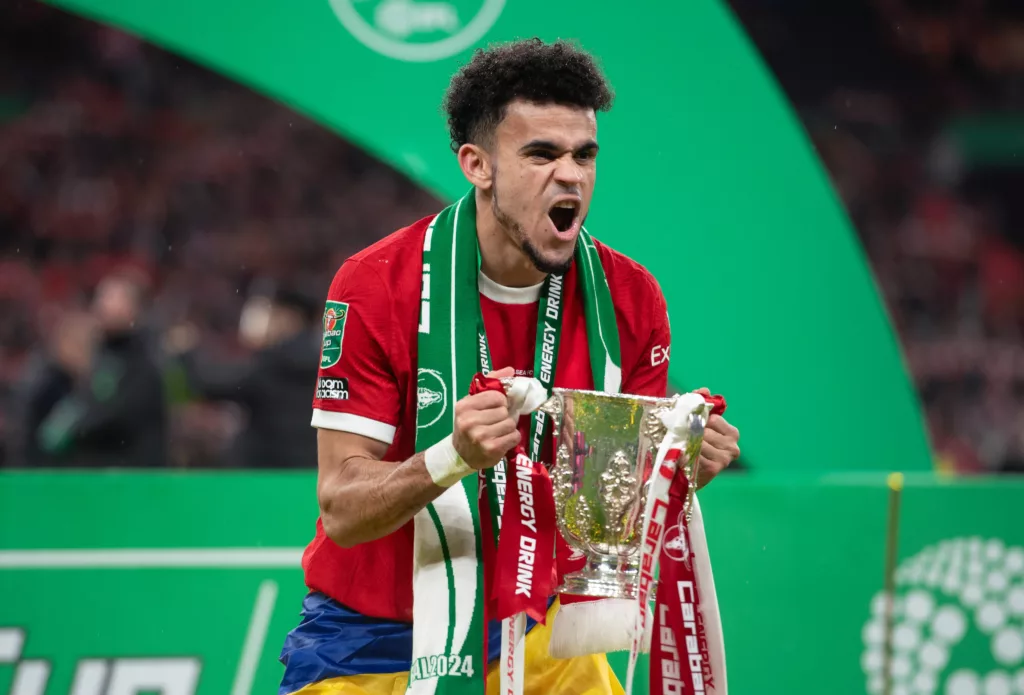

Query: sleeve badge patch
<box><xmin>320</xmin><ymin>301</ymin><xmax>349</xmax><ymax>369</ymax></box>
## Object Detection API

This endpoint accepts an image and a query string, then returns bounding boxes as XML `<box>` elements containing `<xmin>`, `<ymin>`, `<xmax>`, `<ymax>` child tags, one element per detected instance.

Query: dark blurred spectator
<box><xmin>730</xmin><ymin>0</ymin><xmax>1024</xmax><ymax>474</ymax></box>
<box><xmin>167</xmin><ymin>282</ymin><xmax>321</xmax><ymax>468</ymax></box>
<box><xmin>0</xmin><ymin>3</ymin><xmax>440</xmax><ymax>467</ymax></box>
<box><xmin>13</xmin><ymin>309</ymin><xmax>91</xmax><ymax>467</ymax></box>
<box><xmin>22</xmin><ymin>270</ymin><xmax>167</xmax><ymax>467</ymax></box>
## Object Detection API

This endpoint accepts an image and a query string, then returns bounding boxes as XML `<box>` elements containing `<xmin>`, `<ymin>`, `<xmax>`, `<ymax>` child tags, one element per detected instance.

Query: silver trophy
<box><xmin>538</xmin><ymin>388</ymin><xmax>712</xmax><ymax>599</ymax></box>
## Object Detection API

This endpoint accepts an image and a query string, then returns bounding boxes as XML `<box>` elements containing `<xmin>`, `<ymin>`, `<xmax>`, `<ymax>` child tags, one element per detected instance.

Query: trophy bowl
<box><xmin>540</xmin><ymin>388</ymin><xmax>696</xmax><ymax>600</ymax></box>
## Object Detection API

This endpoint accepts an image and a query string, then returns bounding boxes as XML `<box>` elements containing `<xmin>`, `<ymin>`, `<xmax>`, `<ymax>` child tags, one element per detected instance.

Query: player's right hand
<box><xmin>452</xmin><ymin>367</ymin><xmax>521</xmax><ymax>470</ymax></box>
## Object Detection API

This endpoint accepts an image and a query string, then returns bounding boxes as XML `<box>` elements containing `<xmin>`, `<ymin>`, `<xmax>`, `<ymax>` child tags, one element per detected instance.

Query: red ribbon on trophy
<box><xmin>493</xmin><ymin>447</ymin><xmax>556</xmax><ymax>622</ymax></box>
<box><xmin>470</xmin><ymin>373</ymin><xmax>557</xmax><ymax>624</ymax></box>
<box><xmin>630</xmin><ymin>393</ymin><xmax>728</xmax><ymax>695</ymax></box>
<box><xmin>650</xmin><ymin>455</ymin><xmax>718</xmax><ymax>694</ymax></box>
<box><xmin>471</xmin><ymin>373</ymin><xmax>557</xmax><ymax>695</ymax></box>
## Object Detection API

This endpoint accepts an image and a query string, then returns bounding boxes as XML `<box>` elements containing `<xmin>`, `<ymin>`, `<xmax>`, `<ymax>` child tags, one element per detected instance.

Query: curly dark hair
<box><xmin>442</xmin><ymin>38</ymin><xmax>615</xmax><ymax>153</ymax></box>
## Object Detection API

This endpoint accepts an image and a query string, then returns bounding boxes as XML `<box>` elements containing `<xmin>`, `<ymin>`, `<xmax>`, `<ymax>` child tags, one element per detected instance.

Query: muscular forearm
<box><xmin>318</xmin><ymin>451</ymin><xmax>446</xmax><ymax>548</ymax></box>
<box><xmin>315</xmin><ymin>381</ymin><xmax>518</xmax><ymax>549</ymax></box>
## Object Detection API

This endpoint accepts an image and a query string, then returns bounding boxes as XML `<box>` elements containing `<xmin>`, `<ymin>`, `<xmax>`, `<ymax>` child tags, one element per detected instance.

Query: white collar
<box><xmin>478</xmin><ymin>271</ymin><xmax>543</xmax><ymax>305</ymax></box>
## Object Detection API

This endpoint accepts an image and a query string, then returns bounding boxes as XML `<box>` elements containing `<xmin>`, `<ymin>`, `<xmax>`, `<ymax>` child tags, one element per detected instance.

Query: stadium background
<box><xmin>0</xmin><ymin>0</ymin><xmax>1022</xmax><ymax>693</ymax></box>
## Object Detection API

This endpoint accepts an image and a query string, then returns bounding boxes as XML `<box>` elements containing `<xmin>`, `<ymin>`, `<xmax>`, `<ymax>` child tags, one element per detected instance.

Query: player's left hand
<box><xmin>694</xmin><ymin>387</ymin><xmax>740</xmax><ymax>488</ymax></box>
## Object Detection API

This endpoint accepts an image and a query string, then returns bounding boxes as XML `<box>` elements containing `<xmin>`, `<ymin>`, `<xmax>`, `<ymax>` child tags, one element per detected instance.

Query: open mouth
<box><xmin>548</xmin><ymin>200</ymin><xmax>580</xmax><ymax>234</ymax></box>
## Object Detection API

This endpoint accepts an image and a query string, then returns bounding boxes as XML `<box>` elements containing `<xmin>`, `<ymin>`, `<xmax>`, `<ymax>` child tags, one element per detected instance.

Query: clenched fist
<box><xmin>452</xmin><ymin>367</ymin><xmax>521</xmax><ymax>470</ymax></box>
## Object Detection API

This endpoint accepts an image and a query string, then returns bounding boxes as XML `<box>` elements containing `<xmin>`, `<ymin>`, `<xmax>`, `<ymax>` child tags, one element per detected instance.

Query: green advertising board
<box><xmin>2</xmin><ymin>472</ymin><xmax>1021</xmax><ymax>694</ymax></box>
<box><xmin>0</xmin><ymin>474</ymin><xmax>312</xmax><ymax>695</ymax></box>
<box><xmin>42</xmin><ymin>0</ymin><xmax>932</xmax><ymax>475</ymax></box>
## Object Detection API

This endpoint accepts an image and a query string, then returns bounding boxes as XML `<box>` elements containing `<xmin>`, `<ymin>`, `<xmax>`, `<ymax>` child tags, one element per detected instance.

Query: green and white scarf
<box><xmin>409</xmin><ymin>190</ymin><xmax>621</xmax><ymax>695</ymax></box>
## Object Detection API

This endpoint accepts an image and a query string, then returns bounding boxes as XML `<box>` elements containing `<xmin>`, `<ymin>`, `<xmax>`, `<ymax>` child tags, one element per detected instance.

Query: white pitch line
<box><xmin>0</xmin><ymin>548</ymin><xmax>304</xmax><ymax>569</ymax></box>
<box><xmin>231</xmin><ymin>580</ymin><xmax>279</xmax><ymax>695</ymax></box>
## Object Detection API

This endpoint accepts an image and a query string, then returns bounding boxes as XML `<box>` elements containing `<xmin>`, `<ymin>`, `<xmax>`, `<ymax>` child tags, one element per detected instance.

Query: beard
<box><xmin>492</xmin><ymin>179</ymin><xmax>575</xmax><ymax>277</ymax></box>
<box><xmin>522</xmin><ymin>237</ymin><xmax>574</xmax><ymax>276</ymax></box>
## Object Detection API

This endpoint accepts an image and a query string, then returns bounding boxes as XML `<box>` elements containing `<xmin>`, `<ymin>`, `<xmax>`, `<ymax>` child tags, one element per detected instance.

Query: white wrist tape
<box><xmin>424</xmin><ymin>435</ymin><xmax>473</xmax><ymax>488</ymax></box>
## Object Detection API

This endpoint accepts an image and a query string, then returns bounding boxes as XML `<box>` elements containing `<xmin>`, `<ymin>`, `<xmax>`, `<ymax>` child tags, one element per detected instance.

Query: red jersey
<box><xmin>304</xmin><ymin>215</ymin><xmax>672</xmax><ymax>622</ymax></box>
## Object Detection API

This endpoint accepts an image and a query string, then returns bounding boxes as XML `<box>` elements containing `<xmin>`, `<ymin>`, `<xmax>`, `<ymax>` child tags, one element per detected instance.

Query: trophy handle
<box><xmin>682</xmin><ymin>402</ymin><xmax>713</xmax><ymax>520</ymax></box>
<box><xmin>537</xmin><ymin>395</ymin><xmax>562</xmax><ymax>433</ymax></box>
<box><xmin>648</xmin><ymin>397</ymin><xmax>713</xmax><ymax>522</ymax></box>
<box><xmin>500</xmin><ymin>377</ymin><xmax>562</xmax><ymax>433</ymax></box>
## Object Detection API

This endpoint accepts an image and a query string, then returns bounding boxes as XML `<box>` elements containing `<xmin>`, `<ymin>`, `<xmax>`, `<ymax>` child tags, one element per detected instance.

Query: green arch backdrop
<box><xmin>45</xmin><ymin>0</ymin><xmax>932</xmax><ymax>473</ymax></box>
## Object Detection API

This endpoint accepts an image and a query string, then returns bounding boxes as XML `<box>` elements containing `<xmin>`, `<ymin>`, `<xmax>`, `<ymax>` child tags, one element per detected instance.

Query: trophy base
<box><xmin>557</xmin><ymin>555</ymin><xmax>644</xmax><ymax>600</ymax></box>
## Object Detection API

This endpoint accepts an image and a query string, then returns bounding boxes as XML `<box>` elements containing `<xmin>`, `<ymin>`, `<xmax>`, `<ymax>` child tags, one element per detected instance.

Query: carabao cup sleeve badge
<box><xmin>320</xmin><ymin>301</ymin><xmax>349</xmax><ymax>369</ymax></box>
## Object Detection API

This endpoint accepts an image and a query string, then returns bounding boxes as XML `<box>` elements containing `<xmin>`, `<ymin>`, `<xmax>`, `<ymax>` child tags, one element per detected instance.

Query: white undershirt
<box><xmin>477</xmin><ymin>271</ymin><xmax>543</xmax><ymax>305</ymax></box>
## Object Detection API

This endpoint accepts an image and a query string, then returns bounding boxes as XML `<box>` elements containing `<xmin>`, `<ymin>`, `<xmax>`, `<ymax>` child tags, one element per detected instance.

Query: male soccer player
<box><xmin>279</xmin><ymin>38</ymin><xmax>741</xmax><ymax>695</ymax></box>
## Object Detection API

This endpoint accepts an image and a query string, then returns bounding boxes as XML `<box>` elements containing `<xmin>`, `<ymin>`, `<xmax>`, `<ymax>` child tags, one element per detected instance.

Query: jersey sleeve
<box><xmin>620</xmin><ymin>274</ymin><xmax>672</xmax><ymax>398</ymax></box>
<box><xmin>311</xmin><ymin>259</ymin><xmax>401</xmax><ymax>445</ymax></box>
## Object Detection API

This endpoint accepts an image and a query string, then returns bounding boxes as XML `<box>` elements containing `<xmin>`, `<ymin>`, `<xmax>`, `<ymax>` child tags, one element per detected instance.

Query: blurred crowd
<box><xmin>732</xmin><ymin>0</ymin><xmax>1024</xmax><ymax>474</ymax></box>
<box><xmin>1</xmin><ymin>1</ymin><xmax>1022</xmax><ymax>472</ymax></box>
<box><xmin>0</xmin><ymin>1</ymin><xmax>439</xmax><ymax>468</ymax></box>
